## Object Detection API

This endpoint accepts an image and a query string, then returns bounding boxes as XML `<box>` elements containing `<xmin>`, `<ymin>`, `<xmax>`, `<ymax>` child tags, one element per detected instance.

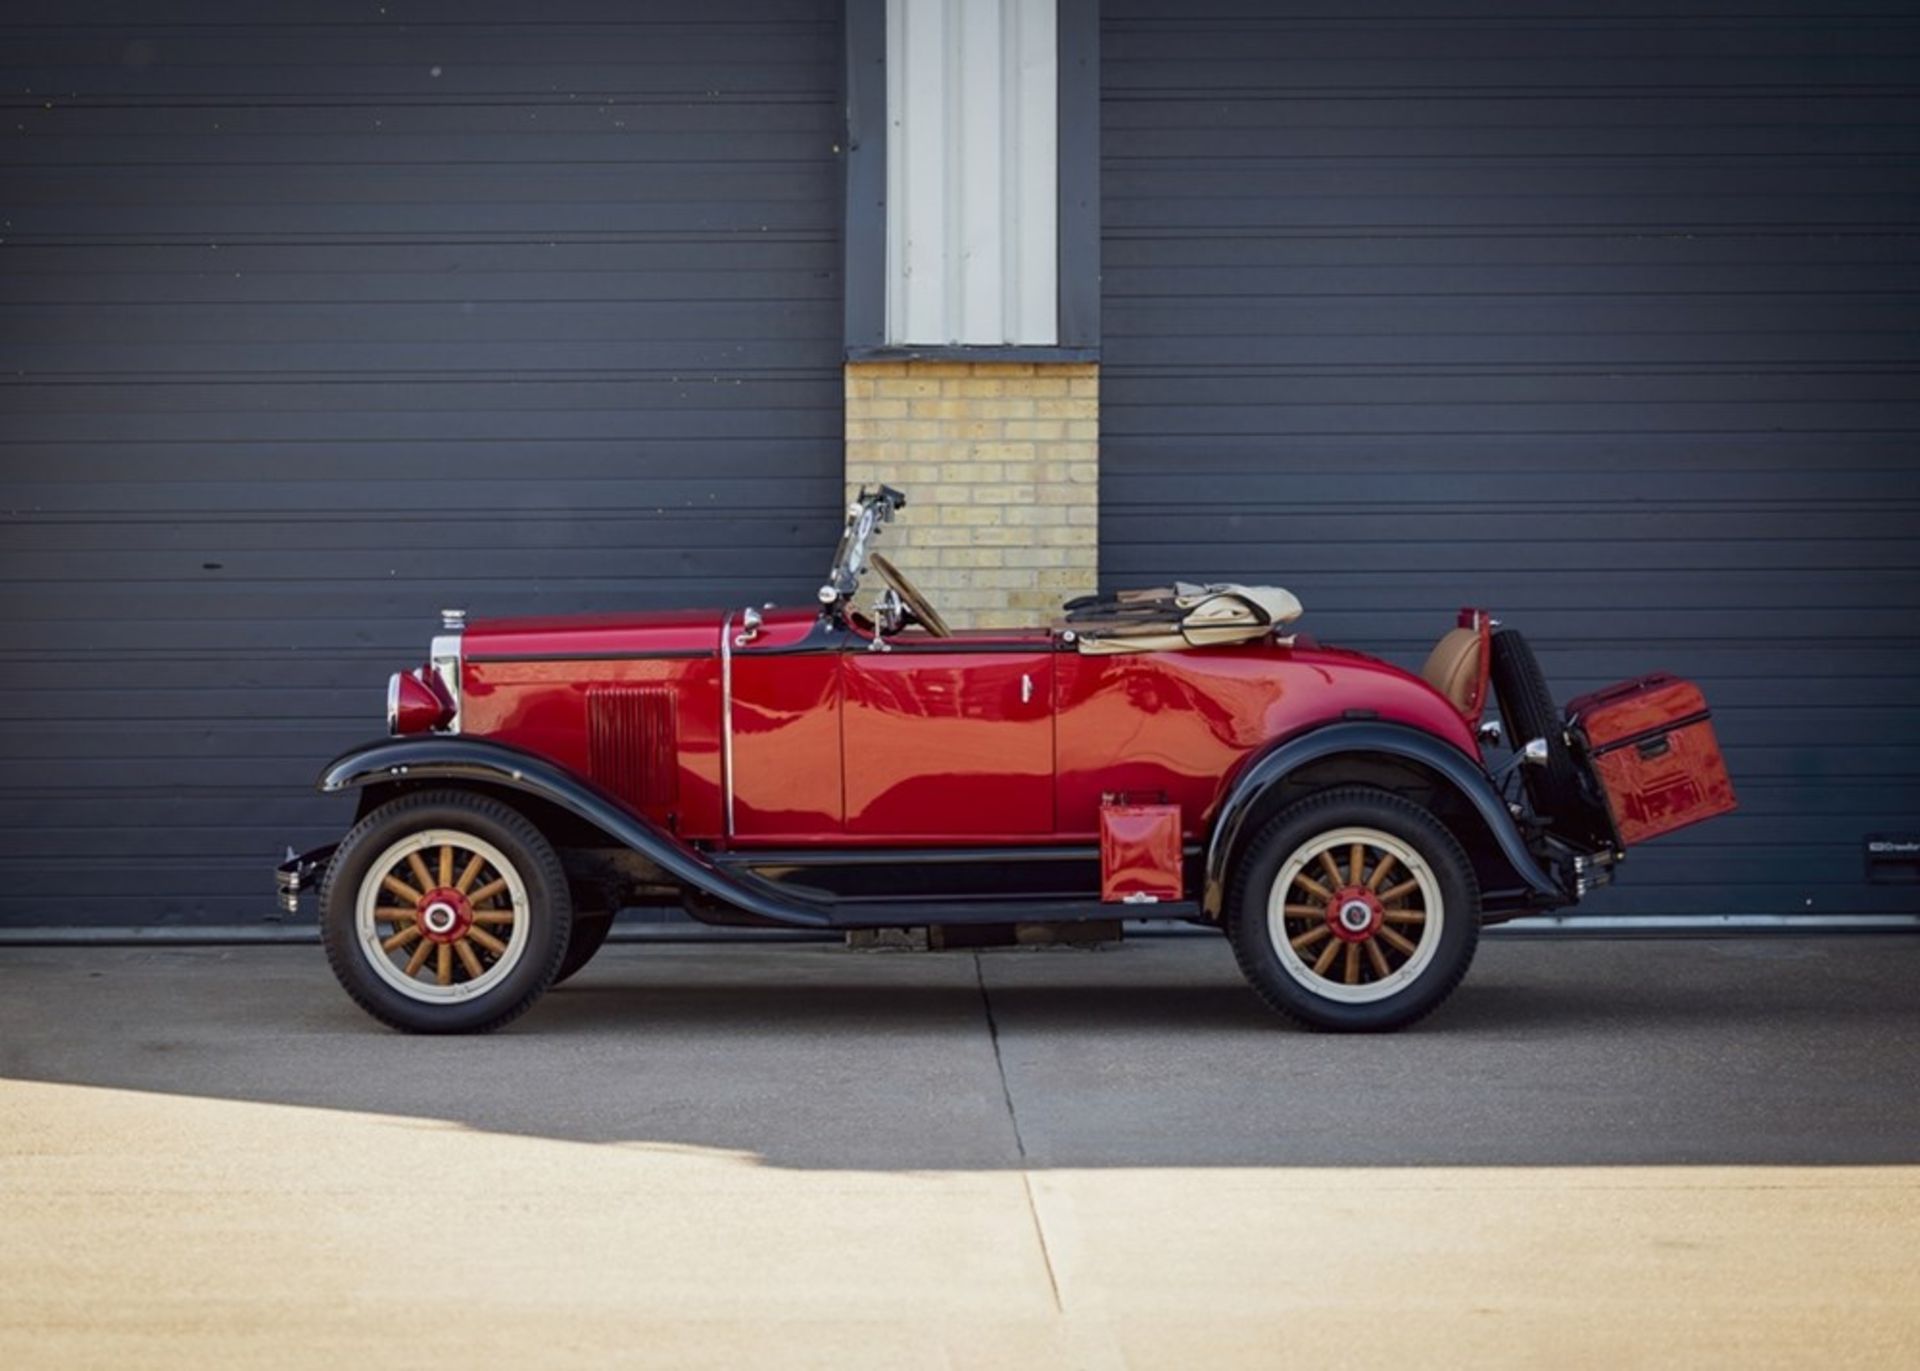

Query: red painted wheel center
<box><xmin>1325</xmin><ymin>885</ymin><xmax>1384</xmax><ymax>943</ymax></box>
<box><xmin>415</xmin><ymin>886</ymin><xmax>474</xmax><ymax>944</ymax></box>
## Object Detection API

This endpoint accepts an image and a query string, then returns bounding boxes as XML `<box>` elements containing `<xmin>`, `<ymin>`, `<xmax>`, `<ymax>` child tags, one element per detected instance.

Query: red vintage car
<box><xmin>279</xmin><ymin>486</ymin><xmax>1736</xmax><ymax>1033</ymax></box>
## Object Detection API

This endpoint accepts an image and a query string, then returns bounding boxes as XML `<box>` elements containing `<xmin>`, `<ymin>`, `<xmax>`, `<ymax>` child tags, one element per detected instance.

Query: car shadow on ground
<box><xmin>4</xmin><ymin>936</ymin><xmax>1919</xmax><ymax>1171</ymax></box>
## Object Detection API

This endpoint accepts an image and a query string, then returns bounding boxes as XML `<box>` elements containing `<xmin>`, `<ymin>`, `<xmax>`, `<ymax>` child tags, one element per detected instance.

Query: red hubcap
<box><xmin>1324</xmin><ymin>885</ymin><xmax>1384</xmax><ymax>943</ymax></box>
<box><xmin>415</xmin><ymin>886</ymin><xmax>474</xmax><ymax>944</ymax></box>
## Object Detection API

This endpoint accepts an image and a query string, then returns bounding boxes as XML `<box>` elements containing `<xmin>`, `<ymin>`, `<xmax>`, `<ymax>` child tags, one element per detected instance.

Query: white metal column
<box><xmin>885</xmin><ymin>0</ymin><xmax>1058</xmax><ymax>346</ymax></box>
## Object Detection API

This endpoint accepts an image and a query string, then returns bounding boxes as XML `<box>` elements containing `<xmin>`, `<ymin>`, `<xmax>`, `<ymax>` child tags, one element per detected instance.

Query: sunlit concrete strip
<box><xmin>2</xmin><ymin>1078</ymin><xmax>1916</xmax><ymax>1369</ymax></box>
<box><xmin>1028</xmin><ymin>1166</ymin><xmax>1920</xmax><ymax>1368</ymax></box>
<box><xmin>0</xmin><ymin>1079</ymin><xmax>1063</xmax><ymax>1369</ymax></box>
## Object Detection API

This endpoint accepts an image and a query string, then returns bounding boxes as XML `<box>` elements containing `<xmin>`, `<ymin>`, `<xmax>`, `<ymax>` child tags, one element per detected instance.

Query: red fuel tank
<box><xmin>1099</xmin><ymin>802</ymin><xmax>1184</xmax><ymax>904</ymax></box>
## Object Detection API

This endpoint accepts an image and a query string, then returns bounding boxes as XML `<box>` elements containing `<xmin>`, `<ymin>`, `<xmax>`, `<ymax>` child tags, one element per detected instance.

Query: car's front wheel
<box><xmin>320</xmin><ymin>789</ymin><xmax>571</xmax><ymax>1033</ymax></box>
<box><xmin>1228</xmin><ymin>787</ymin><xmax>1480</xmax><ymax>1032</ymax></box>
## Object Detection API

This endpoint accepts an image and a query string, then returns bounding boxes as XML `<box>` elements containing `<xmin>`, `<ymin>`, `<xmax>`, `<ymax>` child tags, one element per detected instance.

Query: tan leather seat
<box><xmin>1420</xmin><ymin>626</ymin><xmax>1485</xmax><ymax>715</ymax></box>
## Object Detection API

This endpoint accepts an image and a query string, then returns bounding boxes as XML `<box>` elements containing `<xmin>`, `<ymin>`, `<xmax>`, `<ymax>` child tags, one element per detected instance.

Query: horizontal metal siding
<box><xmin>1101</xmin><ymin>1</ymin><xmax>1920</xmax><ymax>918</ymax></box>
<box><xmin>0</xmin><ymin>2</ymin><xmax>844</xmax><ymax>927</ymax></box>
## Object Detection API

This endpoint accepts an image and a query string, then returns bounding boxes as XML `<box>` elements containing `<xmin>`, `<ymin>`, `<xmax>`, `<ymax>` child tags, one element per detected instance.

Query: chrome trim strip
<box><xmin>720</xmin><ymin>610</ymin><xmax>736</xmax><ymax>838</ymax></box>
<box><xmin>429</xmin><ymin>629</ymin><xmax>463</xmax><ymax>734</ymax></box>
<box><xmin>1494</xmin><ymin>914</ymin><xmax>1920</xmax><ymax>934</ymax></box>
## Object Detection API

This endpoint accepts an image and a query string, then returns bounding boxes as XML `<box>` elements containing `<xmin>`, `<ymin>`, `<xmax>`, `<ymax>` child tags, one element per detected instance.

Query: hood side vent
<box><xmin>586</xmin><ymin>685</ymin><xmax>679</xmax><ymax>814</ymax></box>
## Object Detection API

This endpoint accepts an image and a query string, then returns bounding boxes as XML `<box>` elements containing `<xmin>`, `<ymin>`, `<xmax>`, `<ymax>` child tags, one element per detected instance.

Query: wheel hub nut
<box><xmin>415</xmin><ymin>887</ymin><xmax>473</xmax><ymax>943</ymax></box>
<box><xmin>1325</xmin><ymin>886</ymin><xmax>1384</xmax><ymax>943</ymax></box>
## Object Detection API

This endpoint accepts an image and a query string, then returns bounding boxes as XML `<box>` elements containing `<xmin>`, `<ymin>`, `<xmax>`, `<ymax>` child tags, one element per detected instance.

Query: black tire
<box><xmin>320</xmin><ymin>789</ymin><xmax>571</xmax><ymax>1033</ymax></box>
<box><xmin>1487</xmin><ymin>628</ymin><xmax>1587</xmax><ymax>822</ymax></box>
<box><xmin>551</xmin><ymin>911</ymin><xmax>615</xmax><ymax>987</ymax></box>
<box><xmin>1227</xmin><ymin>787</ymin><xmax>1480</xmax><ymax>1032</ymax></box>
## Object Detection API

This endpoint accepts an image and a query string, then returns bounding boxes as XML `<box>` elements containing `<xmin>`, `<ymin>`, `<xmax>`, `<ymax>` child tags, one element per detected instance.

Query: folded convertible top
<box><xmin>1058</xmin><ymin>582</ymin><xmax>1303</xmax><ymax>655</ymax></box>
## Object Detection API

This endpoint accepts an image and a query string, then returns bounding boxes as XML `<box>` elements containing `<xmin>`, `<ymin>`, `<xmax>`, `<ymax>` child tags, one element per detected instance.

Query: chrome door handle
<box><xmin>1021</xmin><ymin>673</ymin><xmax>1034</xmax><ymax>705</ymax></box>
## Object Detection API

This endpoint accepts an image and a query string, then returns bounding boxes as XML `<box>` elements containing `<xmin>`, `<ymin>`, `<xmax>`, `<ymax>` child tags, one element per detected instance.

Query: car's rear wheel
<box><xmin>1228</xmin><ymin>787</ymin><xmax>1479</xmax><ymax>1032</ymax></box>
<box><xmin>320</xmin><ymin>789</ymin><xmax>571</xmax><ymax>1033</ymax></box>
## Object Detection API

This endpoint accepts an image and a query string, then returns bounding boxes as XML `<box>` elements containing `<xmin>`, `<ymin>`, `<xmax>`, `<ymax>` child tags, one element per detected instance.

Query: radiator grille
<box><xmin>586</xmin><ymin>685</ymin><xmax>679</xmax><ymax>812</ymax></box>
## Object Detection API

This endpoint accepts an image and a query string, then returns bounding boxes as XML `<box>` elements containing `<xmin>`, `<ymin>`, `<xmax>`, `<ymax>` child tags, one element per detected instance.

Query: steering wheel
<box><xmin>869</xmin><ymin>552</ymin><xmax>952</xmax><ymax>638</ymax></box>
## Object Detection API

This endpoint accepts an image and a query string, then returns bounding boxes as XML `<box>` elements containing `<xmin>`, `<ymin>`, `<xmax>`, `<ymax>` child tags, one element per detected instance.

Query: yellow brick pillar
<box><xmin>843</xmin><ymin>361</ymin><xmax>1098</xmax><ymax>629</ymax></box>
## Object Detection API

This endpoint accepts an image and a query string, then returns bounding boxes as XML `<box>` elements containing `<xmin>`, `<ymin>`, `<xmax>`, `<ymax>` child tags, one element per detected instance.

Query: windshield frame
<box><xmin>819</xmin><ymin>485</ymin><xmax>905</xmax><ymax>612</ymax></box>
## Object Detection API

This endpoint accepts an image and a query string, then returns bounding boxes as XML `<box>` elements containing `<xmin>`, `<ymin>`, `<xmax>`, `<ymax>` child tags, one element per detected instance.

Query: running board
<box><xmin>816</xmin><ymin>897</ymin><xmax>1202</xmax><ymax>929</ymax></box>
<box><xmin>712</xmin><ymin>853</ymin><xmax>1205</xmax><ymax>928</ymax></box>
<box><xmin>711</xmin><ymin>843</ymin><xmax>1205</xmax><ymax>909</ymax></box>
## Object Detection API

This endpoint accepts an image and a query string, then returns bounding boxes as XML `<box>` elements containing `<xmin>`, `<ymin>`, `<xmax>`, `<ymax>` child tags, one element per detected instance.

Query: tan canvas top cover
<box><xmin>1061</xmin><ymin>582</ymin><xmax>1304</xmax><ymax>655</ymax></box>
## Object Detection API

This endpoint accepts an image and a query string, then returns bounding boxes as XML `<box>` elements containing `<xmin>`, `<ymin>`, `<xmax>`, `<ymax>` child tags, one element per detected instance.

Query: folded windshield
<box><xmin>819</xmin><ymin>484</ymin><xmax>906</xmax><ymax>608</ymax></box>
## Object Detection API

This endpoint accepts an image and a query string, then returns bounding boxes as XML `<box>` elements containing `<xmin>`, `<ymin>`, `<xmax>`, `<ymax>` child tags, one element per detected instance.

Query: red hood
<box><xmin>462</xmin><ymin>607</ymin><xmax>729</xmax><ymax>659</ymax></box>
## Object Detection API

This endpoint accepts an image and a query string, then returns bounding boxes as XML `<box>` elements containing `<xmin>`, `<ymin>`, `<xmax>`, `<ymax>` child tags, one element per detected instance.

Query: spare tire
<box><xmin>1487</xmin><ymin>629</ymin><xmax>1589</xmax><ymax>823</ymax></box>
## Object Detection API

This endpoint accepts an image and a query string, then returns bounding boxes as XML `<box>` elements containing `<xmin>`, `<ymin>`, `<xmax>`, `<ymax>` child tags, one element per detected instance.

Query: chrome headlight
<box><xmin>388</xmin><ymin>668</ymin><xmax>451</xmax><ymax>735</ymax></box>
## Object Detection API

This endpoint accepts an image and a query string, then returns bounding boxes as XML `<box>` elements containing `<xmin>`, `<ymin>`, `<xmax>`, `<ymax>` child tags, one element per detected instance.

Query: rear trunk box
<box><xmin>1566</xmin><ymin>674</ymin><xmax>1737</xmax><ymax>845</ymax></box>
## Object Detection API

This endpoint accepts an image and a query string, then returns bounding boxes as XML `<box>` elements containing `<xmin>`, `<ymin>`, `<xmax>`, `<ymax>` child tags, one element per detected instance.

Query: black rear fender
<box><xmin>1204</xmin><ymin>722</ymin><xmax>1570</xmax><ymax>920</ymax></box>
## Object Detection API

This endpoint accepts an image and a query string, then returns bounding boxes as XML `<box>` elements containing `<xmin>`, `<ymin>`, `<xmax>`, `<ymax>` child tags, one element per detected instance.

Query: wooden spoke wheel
<box><xmin>322</xmin><ymin>789</ymin><xmax>571</xmax><ymax>1034</ymax></box>
<box><xmin>1227</xmin><ymin>787</ymin><xmax>1480</xmax><ymax>1032</ymax></box>
<box><xmin>354</xmin><ymin>828</ymin><xmax>531</xmax><ymax>1004</ymax></box>
<box><xmin>1266</xmin><ymin>826</ymin><xmax>1443</xmax><ymax>1006</ymax></box>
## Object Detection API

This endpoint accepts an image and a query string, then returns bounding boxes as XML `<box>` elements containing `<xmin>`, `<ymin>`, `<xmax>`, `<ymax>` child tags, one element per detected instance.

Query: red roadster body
<box><xmin>282</xmin><ymin>486</ymin><xmax>1737</xmax><ymax>1033</ymax></box>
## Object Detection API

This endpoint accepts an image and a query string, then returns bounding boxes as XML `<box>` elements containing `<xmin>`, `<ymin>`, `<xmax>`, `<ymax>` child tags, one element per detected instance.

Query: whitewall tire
<box><xmin>1229</xmin><ymin>788</ymin><xmax>1480</xmax><ymax>1031</ymax></box>
<box><xmin>321</xmin><ymin>790</ymin><xmax>571</xmax><ymax>1034</ymax></box>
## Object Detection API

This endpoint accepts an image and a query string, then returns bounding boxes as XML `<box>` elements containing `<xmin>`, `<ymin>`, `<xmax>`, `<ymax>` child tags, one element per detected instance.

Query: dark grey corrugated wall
<box><xmin>1101</xmin><ymin>2</ymin><xmax>1920</xmax><ymax>917</ymax></box>
<box><xmin>0</xmin><ymin>2</ymin><xmax>843</xmax><ymax>927</ymax></box>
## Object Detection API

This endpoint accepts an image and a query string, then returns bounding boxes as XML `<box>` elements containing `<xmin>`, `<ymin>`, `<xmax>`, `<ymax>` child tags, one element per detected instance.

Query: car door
<box><xmin>841</xmin><ymin>639</ymin><xmax>1055</xmax><ymax>837</ymax></box>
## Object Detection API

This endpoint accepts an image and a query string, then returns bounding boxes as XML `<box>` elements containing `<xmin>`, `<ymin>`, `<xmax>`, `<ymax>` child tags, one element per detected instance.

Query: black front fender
<box><xmin>319</xmin><ymin>737</ymin><xmax>832</xmax><ymax>928</ymax></box>
<box><xmin>1202</xmin><ymin>721</ymin><xmax>1566</xmax><ymax>918</ymax></box>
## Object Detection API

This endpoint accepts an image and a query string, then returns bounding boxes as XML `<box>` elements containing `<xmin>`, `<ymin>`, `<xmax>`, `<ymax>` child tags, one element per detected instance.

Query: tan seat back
<box><xmin>1420</xmin><ymin>626</ymin><xmax>1485</xmax><ymax>716</ymax></box>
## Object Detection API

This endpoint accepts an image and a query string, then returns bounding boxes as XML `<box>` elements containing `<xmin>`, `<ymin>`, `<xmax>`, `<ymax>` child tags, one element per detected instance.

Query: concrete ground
<box><xmin>2</xmin><ymin>934</ymin><xmax>1918</xmax><ymax>1369</ymax></box>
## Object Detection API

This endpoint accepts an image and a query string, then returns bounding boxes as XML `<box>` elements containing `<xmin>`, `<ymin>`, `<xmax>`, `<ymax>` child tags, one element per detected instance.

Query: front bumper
<box><xmin>276</xmin><ymin>844</ymin><xmax>337</xmax><ymax>914</ymax></box>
